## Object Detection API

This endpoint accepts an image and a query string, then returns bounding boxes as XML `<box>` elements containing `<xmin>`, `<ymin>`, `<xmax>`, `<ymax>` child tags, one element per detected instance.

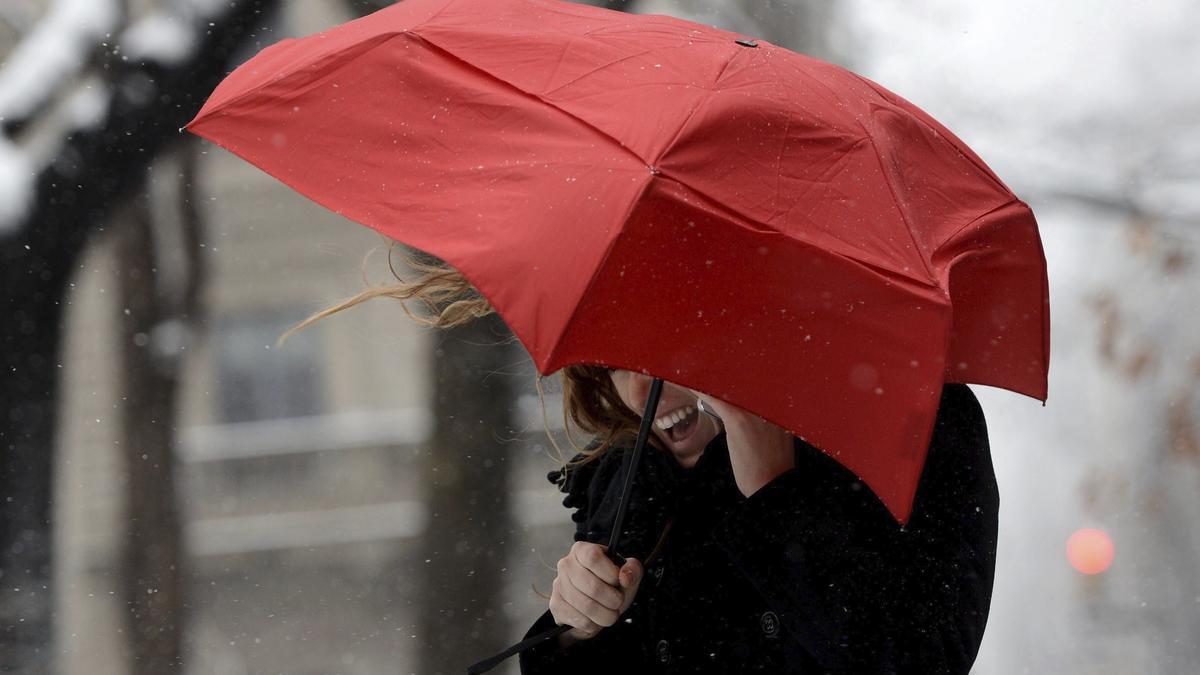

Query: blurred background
<box><xmin>1</xmin><ymin>0</ymin><xmax>1197</xmax><ymax>673</ymax></box>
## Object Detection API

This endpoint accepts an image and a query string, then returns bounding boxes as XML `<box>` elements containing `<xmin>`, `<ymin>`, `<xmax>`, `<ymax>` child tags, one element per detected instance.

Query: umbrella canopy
<box><xmin>187</xmin><ymin>0</ymin><xmax>1049</xmax><ymax>525</ymax></box>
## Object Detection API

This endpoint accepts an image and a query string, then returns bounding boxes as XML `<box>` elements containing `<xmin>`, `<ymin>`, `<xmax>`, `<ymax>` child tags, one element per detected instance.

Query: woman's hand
<box><xmin>688</xmin><ymin>389</ymin><xmax>796</xmax><ymax>498</ymax></box>
<box><xmin>549</xmin><ymin>541</ymin><xmax>643</xmax><ymax>647</ymax></box>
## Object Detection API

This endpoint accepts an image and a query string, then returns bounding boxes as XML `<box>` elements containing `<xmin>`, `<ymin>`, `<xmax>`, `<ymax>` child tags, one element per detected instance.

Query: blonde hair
<box><xmin>281</xmin><ymin>243</ymin><xmax>493</xmax><ymax>334</ymax></box>
<box><xmin>283</xmin><ymin>242</ymin><xmax>656</xmax><ymax>466</ymax></box>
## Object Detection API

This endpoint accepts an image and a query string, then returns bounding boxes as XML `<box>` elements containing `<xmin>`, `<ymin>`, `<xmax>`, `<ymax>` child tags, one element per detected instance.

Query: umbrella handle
<box><xmin>466</xmin><ymin>378</ymin><xmax>664</xmax><ymax>674</ymax></box>
<box><xmin>466</xmin><ymin>623</ymin><xmax>571</xmax><ymax>674</ymax></box>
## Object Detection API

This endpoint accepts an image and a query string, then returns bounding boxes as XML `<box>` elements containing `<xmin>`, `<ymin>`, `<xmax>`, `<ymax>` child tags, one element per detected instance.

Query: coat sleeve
<box><xmin>519</xmin><ymin>450</ymin><xmax>646</xmax><ymax>674</ymax></box>
<box><xmin>711</xmin><ymin>383</ymin><xmax>999</xmax><ymax>674</ymax></box>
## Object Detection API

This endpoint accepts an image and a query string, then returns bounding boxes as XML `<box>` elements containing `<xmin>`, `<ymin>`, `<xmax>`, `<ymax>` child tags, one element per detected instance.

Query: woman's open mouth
<box><xmin>655</xmin><ymin>405</ymin><xmax>700</xmax><ymax>446</ymax></box>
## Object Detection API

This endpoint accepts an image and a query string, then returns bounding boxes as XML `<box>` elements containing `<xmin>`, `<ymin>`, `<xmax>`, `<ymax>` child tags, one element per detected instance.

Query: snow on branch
<box><xmin>0</xmin><ymin>137</ymin><xmax>33</xmax><ymax>233</ymax></box>
<box><xmin>0</xmin><ymin>0</ymin><xmax>119</xmax><ymax>127</ymax></box>
<box><xmin>0</xmin><ymin>0</ymin><xmax>118</xmax><ymax>234</ymax></box>
<box><xmin>0</xmin><ymin>0</ymin><xmax>249</xmax><ymax>234</ymax></box>
<box><xmin>121</xmin><ymin>0</ymin><xmax>234</xmax><ymax>65</ymax></box>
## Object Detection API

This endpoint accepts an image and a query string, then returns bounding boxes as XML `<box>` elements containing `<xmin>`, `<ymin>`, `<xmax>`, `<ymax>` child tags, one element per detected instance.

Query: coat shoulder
<box><xmin>940</xmin><ymin>382</ymin><xmax>982</xmax><ymax>416</ymax></box>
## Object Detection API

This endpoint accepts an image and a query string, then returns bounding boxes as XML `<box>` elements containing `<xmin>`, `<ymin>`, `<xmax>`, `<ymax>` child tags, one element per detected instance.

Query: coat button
<box><xmin>656</xmin><ymin>639</ymin><xmax>671</xmax><ymax>664</ymax></box>
<box><xmin>760</xmin><ymin>610</ymin><xmax>780</xmax><ymax>638</ymax></box>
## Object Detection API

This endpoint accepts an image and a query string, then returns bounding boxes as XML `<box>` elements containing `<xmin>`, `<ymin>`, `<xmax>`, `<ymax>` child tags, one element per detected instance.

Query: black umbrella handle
<box><xmin>466</xmin><ymin>378</ymin><xmax>664</xmax><ymax>674</ymax></box>
<box><xmin>465</xmin><ymin>623</ymin><xmax>570</xmax><ymax>674</ymax></box>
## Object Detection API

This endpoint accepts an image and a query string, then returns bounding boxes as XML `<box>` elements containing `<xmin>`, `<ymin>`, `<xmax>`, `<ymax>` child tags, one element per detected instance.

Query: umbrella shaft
<box><xmin>607</xmin><ymin>377</ymin><xmax>664</xmax><ymax>556</ymax></box>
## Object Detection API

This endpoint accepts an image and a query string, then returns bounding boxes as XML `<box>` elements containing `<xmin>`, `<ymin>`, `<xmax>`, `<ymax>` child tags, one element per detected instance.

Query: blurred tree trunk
<box><xmin>112</xmin><ymin>140</ymin><xmax>206</xmax><ymax>675</ymax></box>
<box><xmin>332</xmin><ymin>4</ymin><xmax>530</xmax><ymax>673</ymax></box>
<box><xmin>0</xmin><ymin>3</ymin><xmax>279</xmax><ymax>672</ymax></box>
<box><xmin>115</xmin><ymin>197</ymin><xmax>187</xmax><ymax>675</ymax></box>
<box><xmin>418</xmin><ymin>312</ymin><xmax>519</xmax><ymax>674</ymax></box>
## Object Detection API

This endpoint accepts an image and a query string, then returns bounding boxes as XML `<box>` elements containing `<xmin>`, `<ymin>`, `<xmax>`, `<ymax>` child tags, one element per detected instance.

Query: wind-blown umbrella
<box><xmin>187</xmin><ymin>0</ymin><xmax>1048</xmax><ymax>528</ymax></box>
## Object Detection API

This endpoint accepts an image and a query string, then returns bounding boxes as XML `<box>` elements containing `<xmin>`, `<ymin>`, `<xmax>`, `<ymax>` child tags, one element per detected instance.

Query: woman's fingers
<box><xmin>563</xmin><ymin>546</ymin><xmax>623</xmax><ymax>611</ymax></box>
<box><xmin>549</xmin><ymin>577</ymin><xmax>601</xmax><ymax>638</ymax></box>
<box><xmin>617</xmin><ymin>558</ymin><xmax>643</xmax><ymax>613</ymax></box>
<box><xmin>549</xmin><ymin>542</ymin><xmax>646</xmax><ymax>640</ymax></box>
<box><xmin>572</xmin><ymin>541</ymin><xmax>620</xmax><ymax>586</ymax></box>
<box><xmin>557</xmin><ymin>573</ymin><xmax>620</xmax><ymax>627</ymax></box>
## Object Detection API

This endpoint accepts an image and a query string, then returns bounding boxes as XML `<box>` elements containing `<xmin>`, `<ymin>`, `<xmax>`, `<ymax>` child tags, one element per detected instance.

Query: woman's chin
<box><xmin>672</xmin><ymin>447</ymin><xmax>704</xmax><ymax>469</ymax></box>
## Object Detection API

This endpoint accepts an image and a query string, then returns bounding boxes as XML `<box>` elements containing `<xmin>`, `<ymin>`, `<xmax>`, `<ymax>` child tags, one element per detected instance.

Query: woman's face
<box><xmin>607</xmin><ymin>369</ymin><xmax>722</xmax><ymax>469</ymax></box>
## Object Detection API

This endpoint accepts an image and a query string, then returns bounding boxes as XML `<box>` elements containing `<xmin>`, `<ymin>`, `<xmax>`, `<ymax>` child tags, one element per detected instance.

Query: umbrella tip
<box><xmin>735</xmin><ymin>38</ymin><xmax>758</xmax><ymax>48</ymax></box>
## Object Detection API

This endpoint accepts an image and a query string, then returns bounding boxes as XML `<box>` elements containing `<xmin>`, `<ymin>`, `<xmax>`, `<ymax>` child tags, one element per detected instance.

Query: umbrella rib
<box><xmin>190</xmin><ymin>31</ymin><xmax>407</xmax><ymax>125</ymax></box>
<box><xmin>411</xmin><ymin>31</ymin><xmax>656</xmax><ymax>171</ymax></box>
<box><xmin>642</xmin><ymin>47</ymin><xmax>936</xmax><ymax>290</ymax></box>
<box><xmin>937</xmin><ymin>196</ymin><xmax>1023</xmax><ymax>250</ymax></box>
<box><xmin>400</xmin><ymin>33</ymin><xmax>669</xmax><ymax>369</ymax></box>
<box><xmin>855</xmin><ymin>120</ymin><xmax>937</xmax><ymax>282</ymax></box>
<box><xmin>655</xmin><ymin>172</ymin><xmax>943</xmax><ymax>293</ymax></box>
<box><xmin>799</xmin><ymin>70</ymin><xmax>939</xmax><ymax>282</ymax></box>
<box><xmin>652</xmin><ymin>43</ymin><xmax>741</xmax><ymax>166</ymax></box>
<box><xmin>262</xmin><ymin>28</ymin><xmax>927</xmax><ymax>297</ymax></box>
<box><xmin>544</xmin><ymin>174</ymin><xmax>655</xmax><ymax>370</ymax></box>
<box><xmin>541</xmin><ymin>42</ymin><xmax>694</xmax><ymax>99</ymax></box>
<box><xmin>190</xmin><ymin>0</ymin><xmax>465</xmax><ymax>123</ymax></box>
<box><xmin>848</xmin><ymin>71</ymin><xmax>1012</xmax><ymax>197</ymax></box>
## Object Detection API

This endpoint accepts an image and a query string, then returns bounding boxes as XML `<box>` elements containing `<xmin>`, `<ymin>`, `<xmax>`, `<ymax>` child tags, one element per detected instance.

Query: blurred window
<box><xmin>214</xmin><ymin>312</ymin><xmax>321</xmax><ymax>423</ymax></box>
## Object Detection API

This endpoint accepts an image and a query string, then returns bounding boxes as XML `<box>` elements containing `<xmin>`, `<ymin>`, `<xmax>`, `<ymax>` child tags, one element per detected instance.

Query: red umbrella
<box><xmin>186</xmin><ymin>0</ymin><xmax>1049</xmax><ymax>526</ymax></box>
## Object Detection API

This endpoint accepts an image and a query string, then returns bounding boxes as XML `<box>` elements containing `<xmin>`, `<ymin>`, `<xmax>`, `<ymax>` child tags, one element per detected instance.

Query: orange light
<box><xmin>1066</xmin><ymin>528</ymin><xmax>1114</xmax><ymax>575</ymax></box>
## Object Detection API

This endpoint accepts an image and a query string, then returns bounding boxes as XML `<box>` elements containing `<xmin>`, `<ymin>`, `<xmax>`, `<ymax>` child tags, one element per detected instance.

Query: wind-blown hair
<box><xmin>284</xmin><ymin>243</ymin><xmax>654</xmax><ymax>466</ymax></box>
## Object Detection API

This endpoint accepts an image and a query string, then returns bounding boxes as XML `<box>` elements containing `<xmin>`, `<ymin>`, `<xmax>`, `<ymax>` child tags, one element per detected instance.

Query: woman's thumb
<box><xmin>619</xmin><ymin>558</ymin><xmax>643</xmax><ymax>589</ymax></box>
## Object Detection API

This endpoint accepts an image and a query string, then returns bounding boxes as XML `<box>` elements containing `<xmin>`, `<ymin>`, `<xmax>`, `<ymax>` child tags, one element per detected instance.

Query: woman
<box><xmin>293</xmin><ymin>249</ymin><xmax>1000</xmax><ymax>674</ymax></box>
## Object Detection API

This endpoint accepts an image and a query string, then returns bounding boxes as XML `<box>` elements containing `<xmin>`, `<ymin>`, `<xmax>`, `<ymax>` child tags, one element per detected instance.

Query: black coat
<box><xmin>519</xmin><ymin>383</ymin><xmax>998</xmax><ymax>674</ymax></box>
